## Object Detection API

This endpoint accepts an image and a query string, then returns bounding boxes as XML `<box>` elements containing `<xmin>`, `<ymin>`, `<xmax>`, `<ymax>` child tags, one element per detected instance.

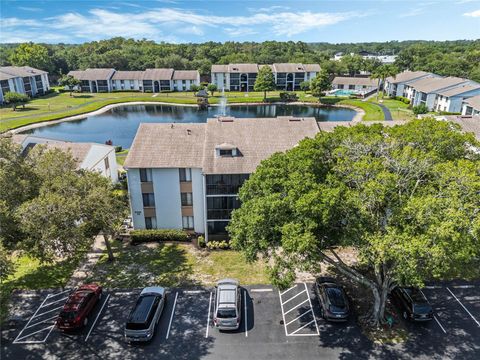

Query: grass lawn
<box><xmin>86</xmin><ymin>241</ymin><xmax>268</xmax><ymax>288</ymax></box>
<box><xmin>116</xmin><ymin>149</ymin><xmax>129</xmax><ymax>166</ymax></box>
<box><xmin>338</xmin><ymin>99</ymin><xmax>385</xmax><ymax>121</ymax></box>
<box><xmin>0</xmin><ymin>252</ymin><xmax>85</xmax><ymax>323</ymax></box>
<box><xmin>367</xmin><ymin>93</ymin><xmax>414</xmax><ymax>120</ymax></box>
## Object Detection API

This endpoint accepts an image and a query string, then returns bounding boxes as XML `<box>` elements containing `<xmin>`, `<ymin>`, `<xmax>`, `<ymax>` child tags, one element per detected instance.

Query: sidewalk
<box><xmin>65</xmin><ymin>234</ymin><xmax>106</xmax><ymax>288</ymax></box>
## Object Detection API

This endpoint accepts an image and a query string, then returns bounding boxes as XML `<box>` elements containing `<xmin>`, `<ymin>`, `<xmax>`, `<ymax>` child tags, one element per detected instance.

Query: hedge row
<box><xmin>130</xmin><ymin>229</ymin><xmax>190</xmax><ymax>244</ymax></box>
<box><xmin>391</xmin><ymin>96</ymin><xmax>410</xmax><ymax>105</ymax></box>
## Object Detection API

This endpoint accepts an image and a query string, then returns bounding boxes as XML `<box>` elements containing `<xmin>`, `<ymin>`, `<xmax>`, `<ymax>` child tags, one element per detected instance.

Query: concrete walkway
<box><xmin>65</xmin><ymin>234</ymin><xmax>107</xmax><ymax>288</ymax></box>
<box><xmin>377</xmin><ymin>103</ymin><xmax>393</xmax><ymax>120</ymax></box>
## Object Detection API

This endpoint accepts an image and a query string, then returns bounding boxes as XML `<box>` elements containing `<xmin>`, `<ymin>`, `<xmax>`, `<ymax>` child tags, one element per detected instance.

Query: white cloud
<box><xmin>0</xmin><ymin>7</ymin><xmax>363</xmax><ymax>43</ymax></box>
<box><xmin>249</xmin><ymin>5</ymin><xmax>291</xmax><ymax>13</ymax></box>
<box><xmin>463</xmin><ymin>9</ymin><xmax>480</xmax><ymax>17</ymax></box>
<box><xmin>17</xmin><ymin>6</ymin><xmax>43</xmax><ymax>12</ymax></box>
<box><xmin>398</xmin><ymin>8</ymin><xmax>425</xmax><ymax>18</ymax></box>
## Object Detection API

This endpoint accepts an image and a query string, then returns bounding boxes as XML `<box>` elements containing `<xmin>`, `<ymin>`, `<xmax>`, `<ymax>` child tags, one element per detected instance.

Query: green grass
<box><xmin>0</xmin><ymin>252</ymin><xmax>85</xmax><ymax>323</ymax></box>
<box><xmin>86</xmin><ymin>241</ymin><xmax>268</xmax><ymax>288</ymax></box>
<box><xmin>367</xmin><ymin>93</ymin><xmax>414</xmax><ymax>120</ymax></box>
<box><xmin>115</xmin><ymin>149</ymin><xmax>129</xmax><ymax>166</ymax></box>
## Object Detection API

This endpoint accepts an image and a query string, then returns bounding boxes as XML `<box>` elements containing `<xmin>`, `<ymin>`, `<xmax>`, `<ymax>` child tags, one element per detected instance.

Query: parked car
<box><xmin>124</xmin><ymin>287</ymin><xmax>166</xmax><ymax>342</ymax></box>
<box><xmin>390</xmin><ymin>286</ymin><xmax>433</xmax><ymax>321</ymax></box>
<box><xmin>56</xmin><ymin>284</ymin><xmax>103</xmax><ymax>330</ymax></box>
<box><xmin>314</xmin><ymin>277</ymin><xmax>350</xmax><ymax>321</ymax></box>
<box><xmin>213</xmin><ymin>278</ymin><xmax>241</xmax><ymax>330</ymax></box>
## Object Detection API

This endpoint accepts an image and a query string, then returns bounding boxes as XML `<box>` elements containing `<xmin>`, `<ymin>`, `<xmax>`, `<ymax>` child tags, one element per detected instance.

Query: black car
<box><xmin>315</xmin><ymin>277</ymin><xmax>350</xmax><ymax>321</ymax></box>
<box><xmin>390</xmin><ymin>286</ymin><xmax>433</xmax><ymax>321</ymax></box>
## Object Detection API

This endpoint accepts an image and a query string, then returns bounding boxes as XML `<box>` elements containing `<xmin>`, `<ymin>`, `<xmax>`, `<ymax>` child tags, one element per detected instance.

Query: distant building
<box><xmin>12</xmin><ymin>135</ymin><xmax>118</xmax><ymax>183</ymax></box>
<box><xmin>0</xmin><ymin>66</ymin><xmax>50</xmax><ymax>103</ymax></box>
<box><xmin>332</xmin><ymin>51</ymin><xmax>397</xmax><ymax>64</ymax></box>
<box><xmin>68</xmin><ymin>68</ymin><xmax>200</xmax><ymax>93</ymax></box>
<box><xmin>211</xmin><ymin>63</ymin><xmax>321</xmax><ymax>92</ymax></box>
<box><xmin>331</xmin><ymin>76</ymin><xmax>378</xmax><ymax>96</ymax></box>
<box><xmin>462</xmin><ymin>95</ymin><xmax>480</xmax><ymax>116</ymax></box>
<box><xmin>123</xmin><ymin>116</ymin><xmax>320</xmax><ymax>238</ymax></box>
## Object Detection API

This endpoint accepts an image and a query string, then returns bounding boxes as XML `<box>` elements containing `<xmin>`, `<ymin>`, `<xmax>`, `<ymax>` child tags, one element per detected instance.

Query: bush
<box><xmin>115</xmin><ymin>145</ymin><xmax>123</xmax><ymax>152</ymax></box>
<box><xmin>197</xmin><ymin>235</ymin><xmax>206</xmax><ymax>248</ymax></box>
<box><xmin>206</xmin><ymin>240</ymin><xmax>230</xmax><ymax>250</ymax></box>
<box><xmin>439</xmin><ymin>111</ymin><xmax>461</xmax><ymax>115</ymax></box>
<box><xmin>130</xmin><ymin>229</ymin><xmax>190</xmax><ymax>244</ymax></box>
<box><xmin>393</xmin><ymin>96</ymin><xmax>410</xmax><ymax>105</ymax></box>
<box><xmin>279</xmin><ymin>92</ymin><xmax>299</xmax><ymax>102</ymax></box>
<box><xmin>319</xmin><ymin>97</ymin><xmax>342</xmax><ymax>105</ymax></box>
<box><xmin>412</xmin><ymin>104</ymin><xmax>429</xmax><ymax>115</ymax></box>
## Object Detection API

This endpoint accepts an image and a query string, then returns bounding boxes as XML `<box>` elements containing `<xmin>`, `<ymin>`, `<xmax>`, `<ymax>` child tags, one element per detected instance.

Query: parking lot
<box><xmin>1</xmin><ymin>281</ymin><xmax>479</xmax><ymax>360</ymax></box>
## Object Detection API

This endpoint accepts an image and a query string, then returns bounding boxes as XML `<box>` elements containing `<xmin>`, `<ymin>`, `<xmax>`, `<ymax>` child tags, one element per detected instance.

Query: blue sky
<box><xmin>1</xmin><ymin>0</ymin><xmax>479</xmax><ymax>44</ymax></box>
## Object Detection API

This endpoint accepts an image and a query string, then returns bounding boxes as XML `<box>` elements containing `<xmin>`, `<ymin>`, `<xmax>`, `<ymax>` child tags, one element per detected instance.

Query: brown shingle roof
<box><xmin>211</xmin><ymin>64</ymin><xmax>228</xmax><ymax>73</ymax></box>
<box><xmin>228</xmin><ymin>64</ymin><xmax>259</xmax><ymax>73</ymax></box>
<box><xmin>446</xmin><ymin>115</ymin><xmax>480</xmax><ymax>140</ymax></box>
<box><xmin>437</xmin><ymin>83</ymin><xmax>480</xmax><ymax>97</ymax></box>
<box><xmin>408</xmin><ymin>76</ymin><xmax>468</xmax><ymax>93</ymax></box>
<box><xmin>124</xmin><ymin>117</ymin><xmax>319</xmax><ymax>174</ymax></box>
<box><xmin>172</xmin><ymin>70</ymin><xmax>199</xmax><ymax>80</ymax></box>
<box><xmin>464</xmin><ymin>95</ymin><xmax>480</xmax><ymax>110</ymax></box>
<box><xmin>143</xmin><ymin>68</ymin><xmax>174</xmax><ymax>80</ymax></box>
<box><xmin>273</xmin><ymin>63</ymin><xmax>305</xmax><ymax>73</ymax></box>
<box><xmin>68</xmin><ymin>68</ymin><xmax>115</xmax><ymax>81</ymax></box>
<box><xmin>332</xmin><ymin>76</ymin><xmax>377</xmax><ymax>87</ymax></box>
<box><xmin>111</xmin><ymin>71</ymin><xmax>144</xmax><ymax>80</ymax></box>
<box><xmin>303</xmin><ymin>64</ymin><xmax>321</xmax><ymax>72</ymax></box>
<box><xmin>0</xmin><ymin>66</ymin><xmax>48</xmax><ymax>78</ymax></box>
<box><xmin>386</xmin><ymin>71</ymin><xmax>430</xmax><ymax>84</ymax></box>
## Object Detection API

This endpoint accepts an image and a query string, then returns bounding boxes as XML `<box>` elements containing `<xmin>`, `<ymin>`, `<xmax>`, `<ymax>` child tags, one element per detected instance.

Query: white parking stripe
<box><xmin>46</xmin><ymin>289</ymin><xmax>71</xmax><ymax>299</ymax></box>
<box><xmin>284</xmin><ymin>299</ymin><xmax>309</xmax><ymax>315</ymax></box>
<box><xmin>280</xmin><ymin>285</ymin><xmax>297</xmax><ymax>296</ymax></box>
<box><xmin>289</xmin><ymin>319</ymin><xmax>315</xmax><ymax>335</ymax></box>
<box><xmin>85</xmin><ymin>294</ymin><xmax>110</xmax><ymax>342</ymax></box>
<box><xmin>34</xmin><ymin>305</ymin><xmax>64</xmax><ymax>318</ymax></box>
<box><xmin>206</xmin><ymin>291</ymin><xmax>212</xmax><ymax>338</ymax></box>
<box><xmin>25</xmin><ymin>315</ymin><xmax>58</xmax><ymax>329</ymax></box>
<box><xmin>166</xmin><ymin>292</ymin><xmax>178</xmax><ymax>340</ymax></box>
<box><xmin>446</xmin><ymin>287</ymin><xmax>480</xmax><ymax>328</ymax></box>
<box><xmin>278</xmin><ymin>290</ymin><xmax>288</xmax><ymax>336</ymax></box>
<box><xmin>286</xmin><ymin>309</ymin><xmax>313</xmax><ymax>326</ymax></box>
<box><xmin>183</xmin><ymin>290</ymin><xmax>205</xmax><ymax>294</ymax></box>
<box><xmin>452</xmin><ymin>285</ymin><xmax>475</xmax><ymax>289</ymax></box>
<box><xmin>303</xmin><ymin>283</ymin><xmax>319</xmax><ymax>335</ymax></box>
<box><xmin>244</xmin><ymin>290</ymin><xmax>248</xmax><ymax>337</ymax></box>
<box><xmin>13</xmin><ymin>293</ymin><xmax>52</xmax><ymax>343</ymax></box>
<box><xmin>43</xmin><ymin>296</ymin><xmax>69</xmax><ymax>307</ymax></box>
<box><xmin>420</xmin><ymin>290</ymin><xmax>447</xmax><ymax>334</ymax></box>
<box><xmin>250</xmin><ymin>289</ymin><xmax>272</xmax><ymax>292</ymax></box>
<box><xmin>281</xmin><ymin>290</ymin><xmax>307</xmax><ymax>306</ymax></box>
<box><xmin>15</xmin><ymin>325</ymin><xmax>55</xmax><ymax>342</ymax></box>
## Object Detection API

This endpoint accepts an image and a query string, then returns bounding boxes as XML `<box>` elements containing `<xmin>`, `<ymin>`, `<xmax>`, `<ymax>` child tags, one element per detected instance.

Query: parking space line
<box><xmin>206</xmin><ymin>291</ymin><xmax>212</xmax><ymax>338</ymax></box>
<box><xmin>13</xmin><ymin>293</ymin><xmax>52</xmax><ymax>343</ymax></box>
<box><xmin>251</xmin><ymin>288</ymin><xmax>272</xmax><ymax>292</ymax></box>
<box><xmin>289</xmin><ymin>320</ymin><xmax>315</xmax><ymax>335</ymax></box>
<box><xmin>278</xmin><ymin>290</ymin><xmax>288</xmax><ymax>336</ymax></box>
<box><xmin>183</xmin><ymin>290</ymin><xmax>205</xmax><ymax>294</ymax></box>
<box><xmin>244</xmin><ymin>290</ymin><xmax>248</xmax><ymax>337</ymax></box>
<box><xmin>420</xmin><ymin>290</ymin><xmax>447</xmax><ymax>334</ymax></box>
<box><xmin>46</xmin><ymin>289</ymin><xmax>71</xmax><ymax>299</ymax></box>
<box><xmin>166</xmin><ymin>292</ymin><xmax>178</xmax><ymax>340</ymax></box>
<box><xmin>43</xmin><ymin>296</ymin><xmax>69</xmax><ymax>307</ymax></box>
<box><xmin>15</xmin><ymin>325</ymin><xmax>55</xmax><ymax>342</ymax></box>
<box><xmin>452</xmin><ymin>285</ymin><xmax>475</xmax><ymax>289</ymax></box>
<box><xmin>281</xmin><ymin>289</ymin><xmax>307</xmax><ymax>306</ymax></box>
<box><xmin>286</xmin><ymin>309</ymin><xmax>312</xmax><ymax>326</ymax></box>
<box><xmin>34</xmin><ymin>305</ymin><xmax>64</xmax><ymax>318</ymax></box>
<box><xmin>25</xmin><ymin>315</ymin><xmax>58</xmax><ymax>329</ymax></box>
<box><xmin>303</xmin><ymin>283</ymin><xmax>319</xmax><ymax>335</ymax></box>
<box><xmin>284</xmin><ymin>299</ymin><xmax>309</xmax><ymax>315</ymax></box>
<box><xmin>446</xmin><ymin>287</ymin><xmax>480</xmax><ymax>328</ymax></box>
<box><xmin>280</xmin><ymin>285</ymin><xmax>297</xmax><ymax>296</ymax></box>
<box><xmin>85</xmin><ymin>294</ymin><xmax>110</xmax><ymax>342</ymax></box>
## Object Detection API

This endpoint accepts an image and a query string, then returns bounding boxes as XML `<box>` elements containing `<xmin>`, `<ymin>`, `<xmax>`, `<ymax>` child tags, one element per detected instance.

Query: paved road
<box><xmin>377</xmin><ymin>103</ymin><xmax>393</xmax><ymax>121</ymax></box>
<box><xmin>1</xmin><ymin>282</ymin><xmax>479</xmax><ymax>360</ymax></box>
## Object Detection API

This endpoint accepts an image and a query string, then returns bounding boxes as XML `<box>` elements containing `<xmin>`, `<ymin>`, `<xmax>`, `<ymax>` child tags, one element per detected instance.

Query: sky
<box><xmin>0</xmin><ymin>0</ymin><xmax>479</xmax><ymax>44</ymax></box>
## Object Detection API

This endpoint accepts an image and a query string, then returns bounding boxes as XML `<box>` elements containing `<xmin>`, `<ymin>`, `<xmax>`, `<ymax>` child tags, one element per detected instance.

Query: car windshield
<box><xmin>413</xmin><ymin>304</ymin><xmax>432</xmax><ymax>314</ymax></box>
<box><xmin>60</xmin><ymin>311</ymin><xmax>76</xmax><ymax>320</ymax></box>
<box><xmin>326</xmin><ymin>287</ymin><xmax>346</xmax><ymax>307</ymax></box>
<box><xmin>217</xmin><ymin>308</ymin><xmax>237</xmax><ymax>318</ymax></box>
<box><xmin>404</xmin><ymin>288</ymin><xmax>428</xmax><ymax>304</ymax></box>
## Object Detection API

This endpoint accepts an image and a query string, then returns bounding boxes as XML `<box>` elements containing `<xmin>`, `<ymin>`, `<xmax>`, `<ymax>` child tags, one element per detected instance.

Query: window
<box><xmin>139</xmin><ymin>168</ymin><xmax>152</xmax><ymax>182</ymax></box>
<box><xmin>181</xmin><ymin>192</ymin><xmax>193</xmax><ymax>206</ymax></box>
<box><xmin>142</xmin><ymin>193</ymin><xmax>155</xmax><ymax>207</ymax></box>
<box><xmin>179</xmin><ymin>168</ymin><xmax>192</xmax><ymax>182</ymax></box>
<box><xmin>207</xmin><ymin>221</ymin><xmax>229</xmax><ymax>235</ymax></box>
<box><xmin>338</xmin><ymin>84</ymin><xmax>344</xmax><ymax>89</ymax></box>
<box><xmin>104</xmin><ymin>157</ymin><xmax>110</xmax><ymax>172</ymax></box>
<box><xmin>219</xmin><ymin>149</ymin><xmax>233</xmax><ymax>157</ymax></box>
<box><xmin>182</xmin><ymin>216</ymin><xmax>194</xmax><ymax>230</ymax></box>
<box><xmin>206</xmin><ymin>174</ymin><xmax>250</xmax><ymax>195</ymax></box>
<box><xmin>349</xmin><ymin>85</ymin><xmax>355</xmax><ymax>90</ymax></box>
<box><xmin>145</xmin><ymin>216</ymin><xmax>156</xmax><ymax>229</ymax></box>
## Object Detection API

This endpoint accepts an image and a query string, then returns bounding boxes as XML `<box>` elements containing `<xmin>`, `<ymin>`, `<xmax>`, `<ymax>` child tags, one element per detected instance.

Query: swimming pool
<box><xmin>330</xmin><ymin>89</ymin><xmax>357</xmax><ymax>96</ymax></box>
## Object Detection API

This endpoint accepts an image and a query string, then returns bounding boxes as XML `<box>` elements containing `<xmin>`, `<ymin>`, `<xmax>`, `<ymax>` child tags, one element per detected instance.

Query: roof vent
<box><xmin>171</xmin><ymin>124</ymin><xmax>174</xmax><ymax>128</ymax></box>
<box><xmin>218</xmin><ymin>117</ymin><xmax>234</xmax><ymax>122</ymax></box>
<box><xmin>289</xmin><ymin>117</ymin><xmax>303</xmax><ymax>122</ymax></box>
<box><xmin>232</xmin><ymin>67</ymin><xmax>238</xmax><ymax>71</ymax></box>
<box><xmin>186</xmin><ymin>129</ymin><xmax>191</xmax><ymax>135</ymax></box>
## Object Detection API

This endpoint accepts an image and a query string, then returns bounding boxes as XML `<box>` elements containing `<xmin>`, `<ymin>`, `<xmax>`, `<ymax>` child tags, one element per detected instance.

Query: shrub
<box><xmin>319</xmin><ymin>97</ymin><xmax>342</xmax><ymax>105</ymax></box>
<box><xmin>206</xmin><ymin>240</ymin><xmax>230</xmax><ymax>250</ymax></box>
<box><xmin>412</xmin><ymin>104</ymin><xmax>429</xmax><ymax>115</ymax></box>
<box><xmin>130</xmin><ymin>229</ymin><xmax>190</xmax><ymax>244</ymax></box>
<box><xmin>279</xmin><ymin>92</ymin><xmax>299</xmax><ymax>102</ymax></box>
<box><xmin>396</xmin><ymin>96</ymin><xmax>410</xmax><ymax>105</ymax></box>
<box><xmin>115</xmin><ymin>145</ymin><xmax>123</xmax><ymax>153</ymax></box>
<box><xmin>197</xmin><ymin>235</ymin><xmax>206</xmax><ymax>248</ymax></box>
<box><xmin>439</xmin><ymin>111</ymin><xmax>461</xmax><ymax>116</ymax></box>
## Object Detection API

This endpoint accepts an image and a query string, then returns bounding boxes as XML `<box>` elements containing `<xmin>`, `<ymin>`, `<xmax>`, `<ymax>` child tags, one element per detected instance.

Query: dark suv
<box><xmin>315</xmin><ymin>277</ymin><xmax>350</xmax><ymax>322</ymax></box>
<box><xmin>390</xmin><ymin>286</ymin><xmax>433</xmax><ymax>321</ymax></box>
<box><xmin>56</xmin><ymin>284</ymin><xmax>103</xmax><ymax>330</ymax></box>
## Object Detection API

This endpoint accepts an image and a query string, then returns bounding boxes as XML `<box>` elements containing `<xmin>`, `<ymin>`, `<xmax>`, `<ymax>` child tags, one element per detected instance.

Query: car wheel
<box><xmin>403</xmin><ymin>311</ymin><xmax>408</xmax><ymax>320</ymax></box>
<box><xmin>83</xmin><ymin>317</ymin><xmax>88</xmax><ymax>326</ymax></box>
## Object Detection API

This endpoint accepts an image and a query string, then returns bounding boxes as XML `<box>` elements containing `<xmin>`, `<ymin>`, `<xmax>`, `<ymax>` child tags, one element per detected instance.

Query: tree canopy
<box><xmin>309</xmin><ymin>69</ymin><xmax>331</xmax><ymax>98</ymax></box>
<box><xmin>228</xmin><ymin>119</ymin><xmax>480</xmax><ymax>326</ymax></box>
<box><xmin>254</xmin><ymin>65</ymin><xmax>276</xmax><ymax>101</ymax></box>
<box><xmin>3</xmin><ymin>92</ymin><xmax>30</xmax><ymax>111</ymax></box>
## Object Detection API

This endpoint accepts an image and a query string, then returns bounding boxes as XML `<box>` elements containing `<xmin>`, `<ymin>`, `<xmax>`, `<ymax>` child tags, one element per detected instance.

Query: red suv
<box><xmin>56</xmin><ymin>284</ymin><xmax>103</xmax><ymax>330</ymax></box>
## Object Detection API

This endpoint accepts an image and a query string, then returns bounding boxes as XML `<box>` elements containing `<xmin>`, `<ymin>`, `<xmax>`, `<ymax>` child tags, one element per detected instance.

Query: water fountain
<box><xmin>217</xmin><ymin>88</ymin><xmax>227</xmax><ymax>117</ymax></box>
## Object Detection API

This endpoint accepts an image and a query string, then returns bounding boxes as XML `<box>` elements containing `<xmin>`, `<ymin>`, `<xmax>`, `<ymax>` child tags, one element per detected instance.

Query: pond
<box><xmin>23</xmin><ymin>104</ymin><xmax>356</xmax><ymax>149</ymax></box>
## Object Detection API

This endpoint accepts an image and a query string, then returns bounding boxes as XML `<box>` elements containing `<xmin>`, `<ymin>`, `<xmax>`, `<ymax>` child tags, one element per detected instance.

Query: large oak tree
<box><xmin>228</xmin><ymin>119</ymin><xmax>480</xmax><ymax>326</ymax></box>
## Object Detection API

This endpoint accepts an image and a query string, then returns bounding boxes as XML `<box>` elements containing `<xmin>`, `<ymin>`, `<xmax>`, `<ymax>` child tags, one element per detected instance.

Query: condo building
<box><xmin>0</xmin><ymin>66</ymin><xmax>50</xmax><ymax>103</ymax></box>
<box><xmin>123</xmin><ymin>116</ymin><xmax>320</xmax><ymax>240</ymax></box>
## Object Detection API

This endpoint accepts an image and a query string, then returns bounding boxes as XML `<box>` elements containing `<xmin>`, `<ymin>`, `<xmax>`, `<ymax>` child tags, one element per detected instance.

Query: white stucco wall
<box><xmin>191</xmin><ymin>168</ymin><xmax>205</xmax><ymax>234</ymax></box>
<box><xmin>152</xmin><ymin>168</ymin><xmax>183</xmax><ymax>229</ymax></box>
<box><xmin>82</xmin><ymin>146</ymin><xmax>118</xmax><ymax>183</ymax></box>
<box><xmin>127</xmin><ymin>169</ymin><xmax>146</xmax><ymax>229</ymax></box>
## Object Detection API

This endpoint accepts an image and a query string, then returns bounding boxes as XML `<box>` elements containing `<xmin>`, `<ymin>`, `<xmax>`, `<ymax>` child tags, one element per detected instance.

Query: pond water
<box><xmin>23</xmin><ymin>104</ymin><xmax>356</xmax><ymax>149</ymax></box>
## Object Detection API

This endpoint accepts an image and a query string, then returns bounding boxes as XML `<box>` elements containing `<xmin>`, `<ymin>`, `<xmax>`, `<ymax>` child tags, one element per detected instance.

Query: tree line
<box><xmin>1</xmin><ymin>38</ymin><xmax>479</xmax><ymax>81</ymax></box>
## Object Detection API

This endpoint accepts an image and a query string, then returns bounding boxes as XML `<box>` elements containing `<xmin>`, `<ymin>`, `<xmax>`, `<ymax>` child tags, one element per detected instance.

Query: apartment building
<box><xmin>331</xmin><ymin>76</ymin><xmax>378</xmax><ymax>95</ymax></box>
<box><xmin>384</xmin><ymin>71</ymin><xmax>432</xmax><ymax>97</ymax></box>
<box><xmin>123</xmin><ymin>116</ymin><xmax>320</xmax><ymax>239</ymax></box>
<box><xmin>0</xmin><ymin>66</ymin><xmax>50</xmax><ymax>103</ymax></box>
<box><xmin>68</xmin><ymin>68</ymin><xmax>200</xmax><ymax>92</ymax></box>
<box><xmin>12</xmin><ymin>135</ymin><xmax>118</xmax><ymax>182</ymax></box>
<box><xmin>211</xmin><ymin>63</ymin><xmax>320</xmax><ymax>92</ymax></box>
<box><xmin>462</xmin><ymin>95</ymin><xmax>480</xmax><ymax>116</ymax></box>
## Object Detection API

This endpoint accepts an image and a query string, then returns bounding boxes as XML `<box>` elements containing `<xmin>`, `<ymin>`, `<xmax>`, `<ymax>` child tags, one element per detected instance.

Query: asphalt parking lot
<box><xmin>1</xmin><ymin>281</ymin><xmax>479</xmax><ymax>360</ymax></box>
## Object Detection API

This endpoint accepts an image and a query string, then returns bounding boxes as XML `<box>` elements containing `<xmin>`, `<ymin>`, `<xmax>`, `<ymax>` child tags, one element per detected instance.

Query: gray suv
<box><xmin>125</xmin><ymin>286</ymin><xmax>166</xmax><ymax>342</ymax></box>
<box><xmin>213</xmin><ymin>278</ymin><xmax>241</xmax><ymax>330</ymax></box>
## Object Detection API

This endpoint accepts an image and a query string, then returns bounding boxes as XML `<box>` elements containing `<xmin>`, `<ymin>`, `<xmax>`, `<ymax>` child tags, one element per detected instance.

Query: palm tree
<box><xmin>370</xmin><ymin>64</ymin><xmax>398</xmax><ymax>100</ymax></box>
